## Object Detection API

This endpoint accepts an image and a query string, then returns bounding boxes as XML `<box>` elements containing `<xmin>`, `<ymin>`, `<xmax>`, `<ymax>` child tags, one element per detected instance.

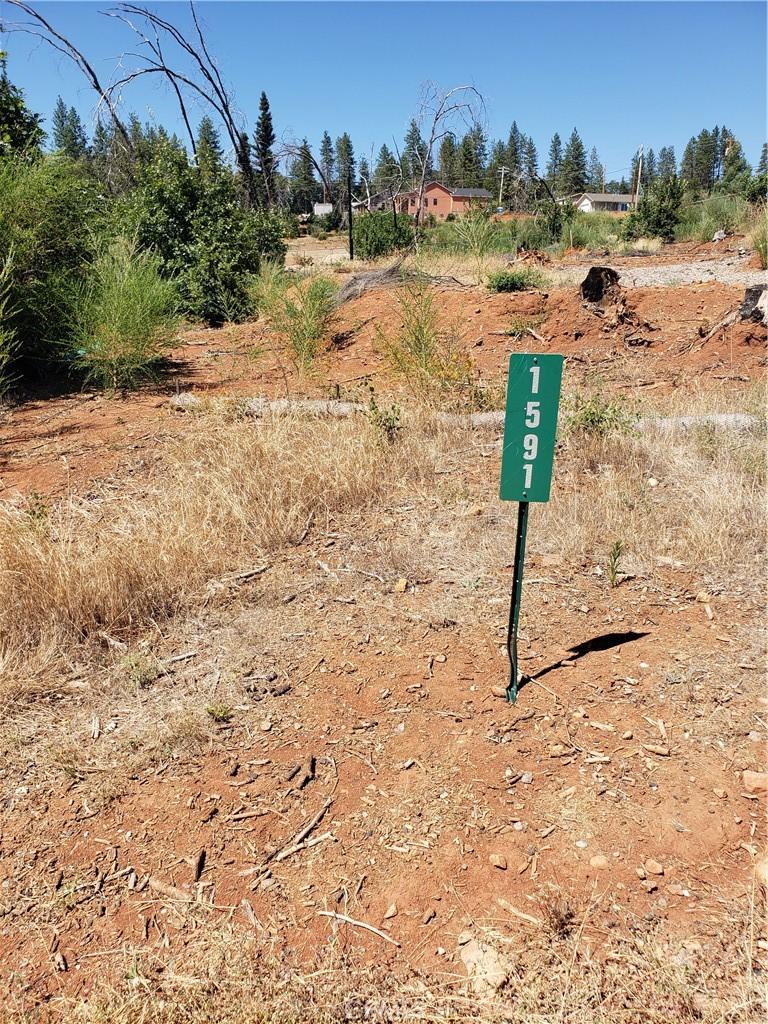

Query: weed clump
<box><xmin>71</xmin><ymin>236</ymin><xmax>179</xmax><ymax>391</ymax></box>
<box><xmin>563</xmin><ymin>389</ymin><xmax>636</xmax><ymax>437</ymax></box>
<box><xmin>381</xmin><ymin>281</ymin><xmax>473</xmax><ymax>396</ymax></box>
<box><xmin>487</xmin><ymin>268</ymin><xmax>545</xmax><ymax>292</ymax></box>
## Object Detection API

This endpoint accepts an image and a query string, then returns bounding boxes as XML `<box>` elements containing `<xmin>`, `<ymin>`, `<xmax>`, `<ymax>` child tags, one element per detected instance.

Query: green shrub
<box><xmin>382</xmin><ymin>281</ymin><xmax>473</xmax><ymax>394</ymax></box>
<box><xmin>751</xmin><ymin>211</ymin><xmax>767</xmax><ymax>269</ymax></box>
<box><xmin>563</xmin><ymin>389</ymin><xmax>636</xmax><ymax>437</ymax></box>
<box><xmin>623</xmin><ymin>177</ymin><xmax>684</xmax><ymax>241</ymax></box>
<box><xmin>0</xmin><ymin>250</ymin><xmax>16</xmax><ymax>394</ymax></box>
<box><xmin>247</xmin><ymin>260</ymin><xmax>288</xmax><ymax>317</ymax></box>
<box><xmin>352</xmin><ymin>210</ymin><xmax>413</xmax><ymax>260</ymax></box>
<box><xmin>70</xmin><ymin>236</ymin><xmax>179</xmax><ymax>390</ymax></box>
<box><xmin>487</xmin><ymin>267</ymin><xmax>545</xmax><ymax>292</ymax></box>
<box><xmin>115</xmin><ymin>143</ymin><xmax>286</xmax><ymax>325</ymax></box>
<box><xmin>560</xmin><ymin>212</ymin><xmax>621</xmax><ymax>250</ymax></box>
<box><xmin>674</xmin><ymin>194</ymin><xmax>752</xmax><ymax>243</ymax></box>
<box><xmin>515</xmin><ymin>217</ymin><xmax>557</xmax><ymax>252</ymax></box>
<box><xmin>0</xmin><ymin>154</ymin><xmax>103</xmax><ymax>380</ymax></box>
<box><xmin>270</xmin><ymin>276</ymin><xmax>337</xmax><ymax>370</ymax></box>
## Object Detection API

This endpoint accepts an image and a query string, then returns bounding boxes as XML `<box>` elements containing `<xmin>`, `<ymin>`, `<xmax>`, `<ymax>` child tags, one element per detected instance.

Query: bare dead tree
<box><xmin>411</xmin><ymin>83</ymin><xmax>485</xmax><ymax>233</ymax></box>
<box><xmin>4</xmin><ymin>0</ymin><xmax>132</xmax><ymax>148</ymax></box>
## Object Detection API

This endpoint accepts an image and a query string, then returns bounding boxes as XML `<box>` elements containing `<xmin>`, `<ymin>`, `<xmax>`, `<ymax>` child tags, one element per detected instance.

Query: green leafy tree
<box><xmin>117</xmin><ymin>140</ymin><xmax>285</xmax><ymax>324</ymax></box>
<box><xmin>0</xmin><ymin>53</ymin><xmax>44</xmax><ymax>155</ymax></box>
<box><xmin>319</xmin><ymin>131</ymin><xmax>335</xmax><ymax>200</ymax></box>
<box><xmin>559</xmin><ymin>128</ymin><xmax>588</xmax><ymax>195</ymax></box>
<box><xmin>545</xmin><ymin>132</ymin><xmax>563</xmax><ymax>188</ymax></box>
<box><xmin>51</xmin><ymin>96</ymin><xmax>88</xmax><ymax>158</ymax></box>
<box><xmin>253</xmin><ymin>91</ymin><xmax>276</xmax><ymax>206</ymax></box>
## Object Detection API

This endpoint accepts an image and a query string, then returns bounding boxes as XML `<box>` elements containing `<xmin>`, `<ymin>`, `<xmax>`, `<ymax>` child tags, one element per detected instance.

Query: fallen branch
<box><xmin>317</xmin><ymin>910</ymin><xmax>401</xmax><ymax>947</ymax></box>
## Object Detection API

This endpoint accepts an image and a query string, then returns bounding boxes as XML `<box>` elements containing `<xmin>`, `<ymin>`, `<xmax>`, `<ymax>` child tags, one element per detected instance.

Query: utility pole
<box><xmin>498</xmin><ymin>165</ymin><xmax>509</xmax><ymax>207</ymax></box>
<box><xmin>347</xmin><ymin>167</ymin><xmax>354</xmax><ymax>261</ymax></box>
<box><xmin>633</xmin><ymin>146</ymin><xmax>643</xmax><ymax>207</ymax></box>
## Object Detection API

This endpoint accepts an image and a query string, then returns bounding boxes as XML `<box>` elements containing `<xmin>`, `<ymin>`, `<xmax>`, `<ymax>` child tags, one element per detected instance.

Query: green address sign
<box><xmin>498</xmin><ymin>353</ymin><xmax>564</xmax><ymax>702</ymax></box>
<box><xmin>499</xmin><ymin>353</ymin><xmax>564</xmax><ymax>503</ymax></box>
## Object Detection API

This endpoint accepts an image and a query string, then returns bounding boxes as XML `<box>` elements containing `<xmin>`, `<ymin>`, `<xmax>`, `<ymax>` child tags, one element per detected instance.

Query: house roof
<box><xmin>573</xmin><ymin>193</ymin><xmax>635</xmax><ymax>204</ymax></box>
<box><xmin>423</xmin><ymin>181</ymin><xmax>491</xmax><ymax>198</ymax></box>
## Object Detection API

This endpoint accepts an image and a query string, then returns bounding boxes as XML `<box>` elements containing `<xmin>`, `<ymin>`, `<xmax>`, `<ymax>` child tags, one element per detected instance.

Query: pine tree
<box><xmin>335</xmin><ymin>133</ymin><xmax>355</xmax><ymax>201</ymax></box>
<box><xmin>643</xmin><ymin>148</ymin><xmax>657</xmax><ymax>185</ymax></box>
<box><xmin>402</xmin><ymin>119</ymin><xmax>429</xmax><ymax>186</ymax></box>
<box><xmin>373</xmin><ymin>143</ymin><xmax>399</xmax><ymax>194</ymax></box>
<box><xmin>680</xmin><ymin>138</ymin><xmax>697</xmax><ymax>183</ymax></box>
<box><xmin>523</xmin><ymin>137</ymin><xmax>538</xmax><ymax>181</ymax></box>
<box><xmin>253</xmin><ymin>91</ymin><xmax>276</xmax><ymax>206</ymax></box>
<box><xmin>559</xmin><ymin>128</ymin><xmax>588</xmax><ymax>195</ymax></box>
<box><xmin>757</xmin><ymin>143</ymin><xmax>768</xmax><ymax>177</ymax></box>
<box><xmin>51</xmin><ymin>97</ymin><xmax>69</xmax><ymax>151</ymax></box>
<box><xmin>586</xmin><ymin>146</ymin><xmax>603</xmax><ymax>191</ymax></box>
<box><xmin>319</xmin><ymin>131</ymin><xmax>335</xmax><ymax>200</ymax></box>
<box><xmin>485</xmin><ymin>140</ymin><xmax>508</xmax><ymax>201</ymax></box>
<box><xmin>692</xmin><ymin>128</ymin><xmax>717</xmax><ymax>190</ymax></box>
<box><xmin>457</xmin><ymin>132</ymin><xmax>482</xmax><ymax>188</ymax></box>
<box><xmin>439</xmin><ymin>135</ymin><xmax>457</xmax><ymax>187</ymax></box>
<box><xmin>720</xmin><ymin>132</ymin><xmax>751</xmax><ymax>190</ymax></box>
<box><xmin>196</xmin><ymin>115</ymin><xmax>223</xmax><ymax>177</ymax></box>
<box><xmin>505</xmin><ymin>121</ymin><xmax>523</xmax><ymax>174</ymax></box>
<box><xmin>545</xmin><ymin>132</ymin><xmax>563</xmax><ymax>188</ymax></box>
<box><xmin>0</xmin><ymin>54</ymin><xmax>44</xmax><ymax>155</ymax></box>
<box><xmin>235</xmin><ymin>131</ymin><xmax>258</xmax><ymax>208</ymax></box>
<box><xmin>289</xmin><ymin>139</ymin><xmax>319</xmax><ymax>212</ymax></box>
<box><xmin>657</xmin><ymin>146</ymin><xmax>676</xmax><ymax>180</ymax></box>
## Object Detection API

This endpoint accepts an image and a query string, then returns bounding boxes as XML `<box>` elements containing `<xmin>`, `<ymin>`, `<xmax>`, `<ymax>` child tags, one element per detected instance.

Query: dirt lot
<box><xmin>0</xmin><ymin>244</ymin><xmax>765</xmax><ymax>1022</ymax></box>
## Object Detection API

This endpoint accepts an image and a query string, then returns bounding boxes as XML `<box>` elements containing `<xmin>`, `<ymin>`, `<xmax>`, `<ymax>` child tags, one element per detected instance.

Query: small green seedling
<box><xmin>607</xmin><ymin>539</ymin><xmax>624</xmax><ymax>588</ymax></box>
<box><xmin>206</xmin><ymin>703</ymin><xmax>234</xmax><ymax>723</ymax></box>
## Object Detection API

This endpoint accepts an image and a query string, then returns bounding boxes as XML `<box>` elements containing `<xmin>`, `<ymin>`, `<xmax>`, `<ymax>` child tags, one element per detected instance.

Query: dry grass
<box><xmin>0</xmin><ymin>410</ymin><xmax>455</xmax><ymax>696</ymax></box>
<box><xmin>2</xmin><ymin>387</ymin><xmax>763</xmax><ymax>701</ymax></box>
<box><xmin>9</xmin><ymin>908</ymin><xmax>757</xmax><ymax>1024</ymax></box>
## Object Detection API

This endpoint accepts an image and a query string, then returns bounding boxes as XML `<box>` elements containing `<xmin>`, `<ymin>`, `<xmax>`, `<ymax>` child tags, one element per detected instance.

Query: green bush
<box><xmin>514</xmin><ymin>217</ymin><xmax>557</xmax><ymax>253</ymax></box>
<box><xmin>115</xmin><ymin>143</ymin><xmax>286</xmax><ymax>325</ymax></box>
<box><xmin>352</xmin><ymin>210</ymin><xmax>413</xmax><ymax>260</ymax></box>
<box><xmin>563</xmin><ymin>390</ymin><xmax>636</xmax><ymax>437</ymax></box>
<box><xmin>270</xmin><ymin>276</ymin><xmax>337</xmax><ymax>370</ymax></box>
<box><xmin>426</xmin><ymin>217</ymin><xmax>518</xmax><ymax>255</ymax></box>
<box><xmin>674</xmin><ymin>194</ymin><xmax>752</xmax><ymax>242</ymax></box>
<box><xmin>560</xmin><ymin>212</ymin><xmax>621</xmax><ymax>250</ymax></box>
<box><xmin>70</xmin><ymin>236</ymin><xmax>179</xmax><ymax>390</ymax></box>
<box><xmin>622</xmin><ymin>176</ymin><xmax>684</xmax><ymax>241</ymax></box>
<box><xmin>0</xmin><ymin>154</ymin><xmax>103</xmax><ymax>379</ymax></box>
<box><xmin>487</xmin><ymin>267</ymin><xmax>545</xmax><ymax>292</ymax></box>
<box><xmin>381</xmin><ymin>280</ymin><xmax>473</xmax><ymax>394</ymax></box>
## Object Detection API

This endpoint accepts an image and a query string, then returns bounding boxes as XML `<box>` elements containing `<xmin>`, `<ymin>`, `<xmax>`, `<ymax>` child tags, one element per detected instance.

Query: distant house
<box><xmin>568</xmin><ymin>192</ymin><xmax>635</xmax><ymax>213</ymax></box>
<box><xmin>397</xmin><ymin>181</ymin><xmax>492</xmax><ymax>220</ymax></box>
<box><xmin>313</xmin><ymin>202</ymin><xmax>334</xmax><ymax>218</ymax></box>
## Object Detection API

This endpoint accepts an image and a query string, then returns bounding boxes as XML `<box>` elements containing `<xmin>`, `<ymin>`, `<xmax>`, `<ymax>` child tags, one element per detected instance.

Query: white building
<box><xmin>569</xmin><ymin>192</ymin><xmax>635</xmax><ymax>213</ymax></box>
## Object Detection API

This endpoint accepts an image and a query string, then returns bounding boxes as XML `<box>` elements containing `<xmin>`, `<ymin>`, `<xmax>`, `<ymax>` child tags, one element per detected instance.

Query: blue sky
<box><xmin>3</xmin><ymin>1</ymin><xmax>766</xmax><ymax>177</ymax></box>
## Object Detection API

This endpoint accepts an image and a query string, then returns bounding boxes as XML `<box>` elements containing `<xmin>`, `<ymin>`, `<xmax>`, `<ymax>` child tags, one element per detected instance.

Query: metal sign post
<box><xmin>499</xmin><ymin>353</ymin><xmax>564</xmax><ymax>702</ymax></box>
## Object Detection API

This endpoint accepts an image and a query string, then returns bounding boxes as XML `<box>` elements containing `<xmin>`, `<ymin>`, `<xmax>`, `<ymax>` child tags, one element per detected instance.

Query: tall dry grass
<box><xmin>0</xmin><ymin>410</ymin><xmax>452</xmax><ymax>692</ymax></box>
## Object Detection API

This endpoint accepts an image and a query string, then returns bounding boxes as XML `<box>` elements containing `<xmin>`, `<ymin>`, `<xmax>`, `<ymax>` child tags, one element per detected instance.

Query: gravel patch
<box><xmin>554</xmin><ymin>257</ymin><xmax>766</xmax><ymax>289</ymax></box>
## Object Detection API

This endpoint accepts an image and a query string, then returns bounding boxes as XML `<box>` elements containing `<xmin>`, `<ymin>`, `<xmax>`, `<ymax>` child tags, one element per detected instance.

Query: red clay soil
<box><xmin>1</xmin><ymin>279</ymin><xmax>764</xmax><ymax>500</ymax></box>
<box><xmin>0</xmin><ymin>551</ymin><xmax>764</xmax><ymax>1007</ymax></box>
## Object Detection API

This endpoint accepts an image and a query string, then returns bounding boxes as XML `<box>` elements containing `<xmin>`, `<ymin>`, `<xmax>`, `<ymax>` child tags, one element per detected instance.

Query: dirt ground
<box><xmin>0</xmin><ymin>244</ymin><xmax>765</xmax><ymax>1019</ymax></box>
